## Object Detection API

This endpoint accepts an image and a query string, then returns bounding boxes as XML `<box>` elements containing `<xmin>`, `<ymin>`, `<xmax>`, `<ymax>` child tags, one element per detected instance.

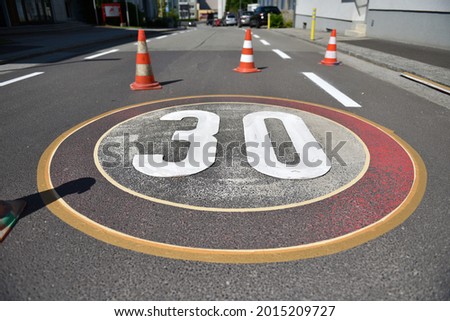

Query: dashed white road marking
<box><xmin>303</xmin><ymin>72</ymin><xmax>361</xmax><ymax>108</ymax></box>
<box><xmin>272</xmin><ymin>49</ymin><xmax>291</xmax><ymax>59</ymax></box>
<box><xmin>84</xmin><ymin>49</ymin><xmax>119</xmax><ymax>60</ymax></box>
<box><xmin>260</xmin><ymin>40</ymin><xmax>270</xmax><ymax>46</ymax></box>
<box><xmin>253</xmin><ymin>34</ymin><xmax>260</xmax><ymax>39</ymax></box>
<box><xmin>0</xmin><ymin>72</ymin><xmax>44</xmax><ymax>87</ymax></box>
<box><xmin>133</xmin><ymin>39</ymin><xmax>150</xmax><ymax>45</ymax></box>
<box><xmin>133</xmin><ymin>29</ymin><xmax>196</xmax><ymax>45</ymax></box>
<box><xmin>0</xmin><ymin>63</ymin><xmax>39</xmax><ymax>73</ymax></box>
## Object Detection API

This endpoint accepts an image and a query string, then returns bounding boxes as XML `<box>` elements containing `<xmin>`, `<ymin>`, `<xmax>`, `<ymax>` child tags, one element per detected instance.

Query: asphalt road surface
<box><xmin>1</xmin><ymin>25</ymin><xmax>449</xmax><ymax>300</ymax></box>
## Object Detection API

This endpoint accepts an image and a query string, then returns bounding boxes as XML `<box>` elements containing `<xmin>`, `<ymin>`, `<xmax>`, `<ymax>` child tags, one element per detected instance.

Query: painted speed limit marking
<box><xmin>38</xmin><ymin>96</ymin><xmax>426</xmax><ymax>263</ymax></box>
<box><xmin>130</xmin><ymin>110</ymin><xmax>331</xmax><ymax>179</ymax></box>
<box><xmin>95</xmin><ymin>103</ymin><xmax>367</xmax><ymax>211</ymax></box>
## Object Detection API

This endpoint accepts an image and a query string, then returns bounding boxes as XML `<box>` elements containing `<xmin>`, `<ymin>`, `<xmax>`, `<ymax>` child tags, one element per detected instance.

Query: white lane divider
<box><xmin>272</xmin><ymin>49</ymin><xmax>291</xmax><ymax>59</ymax></box>
<box><xmin>260</xmin><ymin>40</ymin><xmax>270</xmax><ymax>46</ymax></box>
<box><xmin>134</xmin><ymin>39</ymin><xmax>150</xmax><ymax>45</ymax></box>
<box><xmin>134</xmin><ymin>29</ymin><xmax>196</xmax><ymax>45</ymax></box>
<box><xmin>84</xmin><ymin>49</ymin><xmax>119</xmax><ymax>60</ymax></box>
<box><xmin>303</xmin><ymin>72</ymin><xmax>361</xmax><ymax>108</ymax></box>
<box><xmin>253</xmin><ymin>34</ymin><xmax>260</xmax><ymax>39</ymax></box>
<box><xmin>0</xmin><ymin>72</ymin><xmax>44</xmax><ymax>87</ymax></box>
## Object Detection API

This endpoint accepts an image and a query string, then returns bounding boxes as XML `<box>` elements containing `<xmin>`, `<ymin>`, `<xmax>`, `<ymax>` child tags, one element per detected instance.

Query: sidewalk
<box><xmin>274</xmin><ymin>28</ymin><xmax>450</xmax><ymax>89</ymax></box>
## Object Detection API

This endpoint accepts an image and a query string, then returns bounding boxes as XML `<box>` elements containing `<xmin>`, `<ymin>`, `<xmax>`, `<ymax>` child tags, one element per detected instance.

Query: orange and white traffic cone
<box><xmin>0</xmin><ymin>199</ymin><xmax>26</xmax><ymax>241</ymax></box>
<box><xmin>320</xmin><ymin>29</ymin><xmax>341</xmax><ymax>66</ymax></box>
<box><xmin>130</xmin><ymin>29</ymin><xmax>161</xmax><ymax>90</ymax></box>
<box><xmin>234</xmin><ymin>29</ymin><xmax>261</xmax><ymax>73</ymax></box>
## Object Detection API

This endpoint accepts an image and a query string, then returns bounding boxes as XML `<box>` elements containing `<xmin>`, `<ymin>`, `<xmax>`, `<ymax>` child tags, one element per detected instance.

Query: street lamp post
<box><xmin>93</xmin><ymin>0</ymin><xmax>99</xmax><ymax>25</ymax></box>
<box><xmin>125</xmin><ymin>0</ymin><xmax>130</xmax><ymax>26</ymax></box>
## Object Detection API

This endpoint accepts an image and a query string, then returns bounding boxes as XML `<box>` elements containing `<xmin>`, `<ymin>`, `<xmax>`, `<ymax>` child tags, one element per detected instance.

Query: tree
<box><xmin>226</xmin><ymin>0</ymin><xmax>258</xmax><ymax>13</ymax></box>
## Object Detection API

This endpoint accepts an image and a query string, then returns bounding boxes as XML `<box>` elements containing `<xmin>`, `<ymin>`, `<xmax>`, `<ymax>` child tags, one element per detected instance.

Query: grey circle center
<box><xmin>97</xmin><ymin>103</ymin><xmax>367</xmax><ymax>209</ymax></box>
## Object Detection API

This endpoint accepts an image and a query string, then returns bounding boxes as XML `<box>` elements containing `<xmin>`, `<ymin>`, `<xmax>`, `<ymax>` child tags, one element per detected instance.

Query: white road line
<box><xmin>134</xmin><ymin>39</ymin><xmax>151</xmax><ymax>45</ymax></box>
<box><xmin>260</xmin><ymin>39</ymin><xmax>270</xmax><ymax>46</ymax></box>
<box><xmin>0</xmin><ymin>72</ymin><xmax>44</xmax><ymax>87</ymax></box>
<box><xmin>303</xmin><ymin>72</ymin><xmax>361</xmax><ymax>108</ymax></box>
<box><xmin>253</xmin><ymin>34</ymin><xmax>260</xmax><ymax>39</ymax></box>
<box><xmin>272</xmin><ymin>49</ymin><xmax>291</xmax><ymax>59</ymax></box>
<box><xmin>0</xmin><ymin>63</ymin><xmax>39</xmax><ymax>72</ymax></box>
<box><xmin>156</xmin><ymin>35</ymin><xmax>168</xmax><ymax>40</ymax></box>
<box><xmin>84</xmin><ymin>49</ymin><xmax>119</xmax><ymax>60</ymax></box>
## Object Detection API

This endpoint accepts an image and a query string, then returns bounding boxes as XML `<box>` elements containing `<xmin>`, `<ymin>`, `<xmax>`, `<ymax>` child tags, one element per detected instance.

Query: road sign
<box><xmin>38</xmin><ymin>96</ymin><xmax>426</xmax><ymax>263</ymax></box>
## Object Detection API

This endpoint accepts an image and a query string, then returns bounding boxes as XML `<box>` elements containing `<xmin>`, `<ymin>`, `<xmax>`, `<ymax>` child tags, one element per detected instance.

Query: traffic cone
<box><xmin>320</xmin><ymin>29</ymin><xmax>341</xmax><ymax>66</ymax></box>
<box><xmin>0</xmin><ymin>199</ymin><xmax>26</xmax><ymax>241</ymax></box>
<box><xmin>234</xmin><ymin>29</ymin><xmax>261</xmax><ymax>73</ymax></box>
<box><xmin>130</xmin><ymin>29</ymin><xmax>161</xmax><ymax>90</ymax></box>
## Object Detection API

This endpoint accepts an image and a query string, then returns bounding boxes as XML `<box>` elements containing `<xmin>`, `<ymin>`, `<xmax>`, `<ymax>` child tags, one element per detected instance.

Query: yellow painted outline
<box><xmin>37</xmin><ymin>95</ymin><xmax>427</xmax><ymax>263</ymax></box>
<box><xmin>93</xmin><ymin>101</ymin><xmax>370</xmax><ymax>212</ymax></box>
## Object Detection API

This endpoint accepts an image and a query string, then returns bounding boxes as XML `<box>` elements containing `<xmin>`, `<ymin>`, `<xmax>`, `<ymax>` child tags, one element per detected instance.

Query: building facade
<box><xmin>256</xmin><ymin>0</ymin><xmax>294</xmax><ymax>11</ymax></box>
<box><xmin>198</xmin><ymin>0</ymin><xmax>216</xmax><ymax>21</ymax></box>
<box><xmin>178</xmin><ymin>0</ymin><xmax>197</xmax><ymax>20</ymax></box>
<box><xmin>0</xmin><ymin>0</ymin><xmax>160</xmax><ymax>27</ymax></box>
<box><xmin>295</xmin><ymin>0</ymin><xmax>450</xmax><ymax>49</ymax></box>
<box><xmin>0</xmin><ymin>0</ymin><xmax>106</xmax><ymax>26</ymax></box>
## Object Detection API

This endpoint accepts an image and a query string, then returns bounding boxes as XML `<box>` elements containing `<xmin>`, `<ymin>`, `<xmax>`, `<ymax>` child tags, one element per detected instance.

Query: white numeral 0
<box><xmin>243</xmin><ymin>111</ymin><xmax>330</xmax><ymax>179</ymax></box>
<box><xmin>133</xmin><ymin>110</ymin><xmax>330</xmax><ymax>179</ymax></box>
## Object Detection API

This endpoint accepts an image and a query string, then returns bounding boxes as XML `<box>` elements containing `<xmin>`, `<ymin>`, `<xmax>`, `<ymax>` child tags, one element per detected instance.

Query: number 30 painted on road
<box><xmin>133</xmin><ymin>110</ymin><xmax>331</xmax><ymax>179</ymax></box>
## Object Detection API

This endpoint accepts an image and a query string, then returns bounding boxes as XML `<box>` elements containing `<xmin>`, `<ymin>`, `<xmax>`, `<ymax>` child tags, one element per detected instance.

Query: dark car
<box><xmin>249</xmin><ymin>6</ymin><xmax>281</xmax><ymax>28</ymax></box>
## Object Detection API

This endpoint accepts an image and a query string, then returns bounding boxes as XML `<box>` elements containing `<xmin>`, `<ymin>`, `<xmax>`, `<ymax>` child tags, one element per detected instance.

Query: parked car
<box><xmin>222</xmin><ymin>13</ymin><xmax>237</xmax><ymax>26</ymax></box>
<box><xmin>238</xmin><ymin>11</ymin><xmax>252</xmax><ymax>28</ymax></box>
<box><xmin>180</xmin><ymin>20</ymin><xmax>197</xmax><ymax>27</ymax></box>
<box><xmin>249</xmin><ymin>6</ymin><xmax>281</xmax><ymax>28</ymax></box>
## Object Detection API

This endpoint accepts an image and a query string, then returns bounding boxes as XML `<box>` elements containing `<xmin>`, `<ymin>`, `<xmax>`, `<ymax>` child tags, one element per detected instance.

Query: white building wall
<box><xmin>367</xmin><ymin>0</ymin><xmax>450</xmax><ymax>48</ymax></box>
<box><xmin>295</xmin><ymin>0</ymin><xmax>367</xmax><ymax>32</ymax></box>
<box><xmin>369</xmin><ymin>0</ymin><xmax>450</xmax><ymax>12</ymax></box>
<box><xmin>296</xmin><ymin>0</ymin><xmax>365</xmax><ymax>22</ymax></box>
<box><xmin>295</xmin><ymin>0</ymin><xmax>450</xmax><ymax>49</ymax></box>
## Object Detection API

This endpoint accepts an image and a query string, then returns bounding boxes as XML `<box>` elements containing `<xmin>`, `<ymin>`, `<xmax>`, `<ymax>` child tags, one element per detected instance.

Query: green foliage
<box><xmin>167</xmin><ymin>9</ymin><xmax>179</xmax><ymax>26</ymax></box>
<box><xmin>226</xmin><ymin>0</ymin><xmax>258</xmax><ymax>13</ymax></box>
<box><xmin>285</xmin><ymin>20</ymin><xmax>293</xmax><ymax>28</ymax></box>
<box><xmin>147</xmin><ymin>9</ymin><xmax>179</xmax><ymax>28</ymax></box>
<box><xmin>270</xmin><ymin>14</ymin><xmax>284</xmax><ymax>28</ymax></box>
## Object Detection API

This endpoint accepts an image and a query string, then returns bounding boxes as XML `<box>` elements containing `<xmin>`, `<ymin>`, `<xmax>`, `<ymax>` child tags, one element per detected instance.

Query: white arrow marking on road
<box><xmin>303</xmin><ymin>72</ymin><xmax>361</xmax><ymax>108</ymax></box>
<box><xmin>272</xmin><ymin>49</ymin><xmax>291</xmax><ymax>59</ymax></box>
<box><xmin>0</xmin><ymin>72</ymin><xmax>44</xmax><ymax>87</ymax></box>
<box><xmin>84</xmin><ymin>49</ymin><xmax>119</xmax><ymax>60</ymax></box>
<box><xmin>260</xmin><ymin>39</ymin><xmax>270</xmax><ymax>46</ymax></box>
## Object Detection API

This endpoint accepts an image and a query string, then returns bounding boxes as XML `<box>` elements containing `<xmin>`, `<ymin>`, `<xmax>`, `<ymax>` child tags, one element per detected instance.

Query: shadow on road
<box><xmin>159</xmin><ymin>79</ymin><xmax>183</xmax><ymax>86</ymax></box>
<box><xmin>1</xmin><ymin>177</ymin><xmax>95</xmax><ymax>241</ymax></box>
<box><xmin>0</xmin><ymin>27</ymin><xmax>180</xmax><ymax>66</ymax></box>
<box><xmin>19</xmin><ymin>177</ymin><xmax>96</xmax><ymax>220</ymax></box>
